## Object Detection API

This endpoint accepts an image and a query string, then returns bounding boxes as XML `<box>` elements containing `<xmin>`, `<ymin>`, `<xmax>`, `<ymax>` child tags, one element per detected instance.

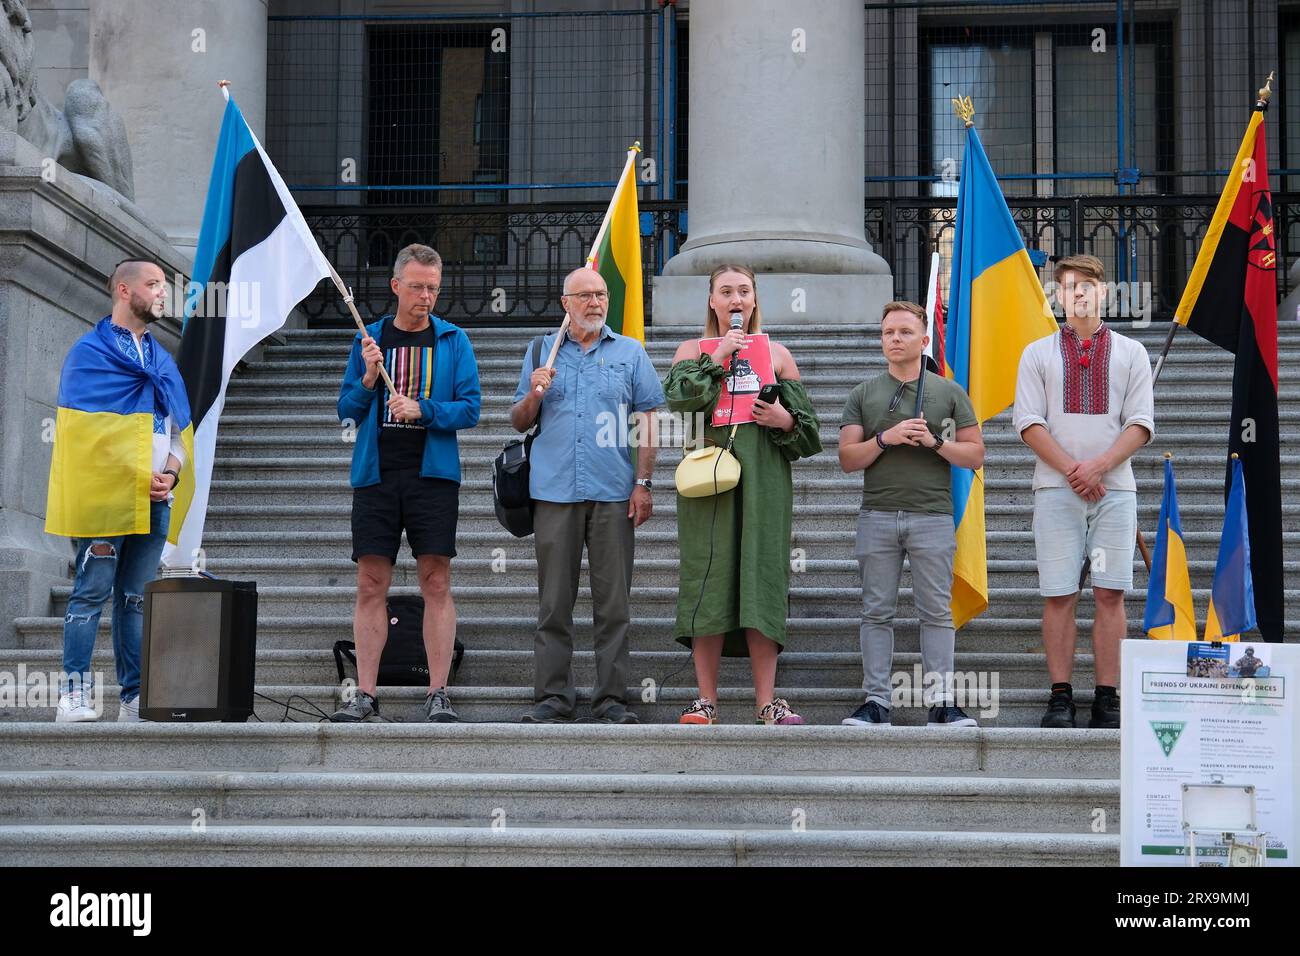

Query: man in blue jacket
<box><xmin>332</xmin><ymin>244</ymin><xmax>481</xmax><ymax>722</ymax></box>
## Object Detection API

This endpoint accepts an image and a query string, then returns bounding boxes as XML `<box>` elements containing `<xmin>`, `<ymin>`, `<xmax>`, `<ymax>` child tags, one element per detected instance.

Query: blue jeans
<box><xmin>61</xmin><ymin>500</ymin><xmax>171</xmax><ymax>701</ymax></box>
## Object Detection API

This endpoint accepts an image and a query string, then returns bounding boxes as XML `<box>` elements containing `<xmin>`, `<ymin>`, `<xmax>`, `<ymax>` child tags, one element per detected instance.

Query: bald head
<box><xmin>562</xmin><ymin>267</ymin><xmax>607</xmax><ymax>296</ymax></box>
<box><xmin>109</xmin><ymin>259</ymin><xmax>165</xmax><ymax>298</ymax></box>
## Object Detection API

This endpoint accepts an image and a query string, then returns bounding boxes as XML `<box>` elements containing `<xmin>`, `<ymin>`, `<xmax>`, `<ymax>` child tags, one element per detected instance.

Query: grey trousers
<box><xmin>856</xmin><ymin>509</ymin><xmax>957</xmax><ymax>708</ymax></box>
<box><xmin>533</xmin><ymin>500</ymin><xmax>634</xmax><ymax>717</ymax></box>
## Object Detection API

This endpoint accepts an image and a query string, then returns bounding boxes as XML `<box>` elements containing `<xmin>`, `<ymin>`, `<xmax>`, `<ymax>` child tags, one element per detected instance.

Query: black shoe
<box><xmin>330</xmin><ymin>690</ymin><xmax>379</xmax><ymax>722</ymax></box>
<box><xmin>520</xmin><ymin>701</ymin><xmax>574</xmax><ymax>724</ymax></box>
<box><xmin>590</xmin><ymin>703</ymin><xmax>639</xmax><ymax>724</ymax></box>
<box><xmin>841</xmin><ymin>700</ymin><xmax>891</xmax><ymax>726</ymax></box>
<box><xmin>1040</xmin><ymin>690</ymin><xmax>1076</xmax><ymax>728</ymax></box>
<box><xmin>1088</xmin><ymin>692</ymin><xmax>1121</xmax><ymax>729</ymax></box>
<box><xmin>927</xmin><ymin>704</ymin><xmax>978</xmax><ymax>727</ymax></box>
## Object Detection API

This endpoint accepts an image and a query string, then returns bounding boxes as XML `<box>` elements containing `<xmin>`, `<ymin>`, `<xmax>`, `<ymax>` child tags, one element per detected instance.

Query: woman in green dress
<box><xmin>663</xmin><ymin>265</ymin><xmax>823</xmax><ymax>725</ymax></box>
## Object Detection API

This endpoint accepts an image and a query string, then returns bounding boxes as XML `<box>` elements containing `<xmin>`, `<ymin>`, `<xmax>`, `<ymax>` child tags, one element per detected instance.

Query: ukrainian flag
<box><xmin>1205</xmin><ymin>455</ymin><xmax>1256</xmax><ymax>642</ymax></box>
<box><xmin>46</xmin><ymin>318</ymin><xmax>195</xmax><ymax>542</ymax></box>
<box><xmin>1143</xmin><ymin>457</ymin><xmax>1197</xmax><ymax>640</ymax></box>
<box><xmin>589</xmin><ymin>144</ymin><xmax>644</xmax><ymax>342</ymax></box>
<box><xmin>945</xmin><ymin>112</ymin><xmax>1058</xmax><ymax>628</ymax></box>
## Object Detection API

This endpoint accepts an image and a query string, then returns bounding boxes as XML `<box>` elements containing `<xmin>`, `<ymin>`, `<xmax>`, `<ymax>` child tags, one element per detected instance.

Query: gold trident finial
<box><xmin>1231</xmin><ymin>452</ymin><xmax>1240</xmax><ymax>461</ymax></box>
<box><xmin>952</xmin><ymin>96</ymin><xmax>975</xmax><ymax>128</ymax></box>
<box><xmin>630</xmin><ymin>141</ymin><xmax>642</xmax><ymax>153</ymax></box>
<box><xmin>1257</xmin><ymin>72</ymin><xmax>1275</xmax><ymax>108</ymax></box>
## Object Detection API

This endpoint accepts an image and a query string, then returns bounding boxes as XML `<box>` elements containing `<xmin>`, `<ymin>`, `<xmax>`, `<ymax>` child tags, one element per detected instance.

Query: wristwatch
<box><xmin>635</xmin><ymin>478</ymin><xmax>654</xmax><ymax>490</ymax></box>
<box><xmin>163</xmin><ymin>468</ymin><xmax>181</xmax><ymax>488</ymax></box>
<box><xmin>932</xmin><ymin>434</ymin><xmax>946</xmax><ymax>451</ymax></box>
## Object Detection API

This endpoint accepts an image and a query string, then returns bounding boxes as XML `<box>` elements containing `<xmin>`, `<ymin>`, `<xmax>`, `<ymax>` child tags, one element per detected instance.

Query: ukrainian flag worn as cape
<box><xmin>46</xmin><ymin>318</ymin><xmax>195</xmax><ymax>542</ymax></box>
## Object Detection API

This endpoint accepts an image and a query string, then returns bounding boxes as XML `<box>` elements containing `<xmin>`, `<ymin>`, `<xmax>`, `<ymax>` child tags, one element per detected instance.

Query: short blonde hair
<box><xmin>880</xmin><ymin>300</ymin><xmax>927</xmax><ymax>330</ymax></box>
<box><xmin>1053</xmin><ymin>254</ymin><xmax>1104</xmax><ymax>284</ymax></box>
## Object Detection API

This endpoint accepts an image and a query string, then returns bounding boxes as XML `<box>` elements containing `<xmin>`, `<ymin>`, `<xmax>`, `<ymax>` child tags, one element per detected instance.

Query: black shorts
<box><xmin>351</xmin><ymin>469</ymin><xmax>459</xmax><ymax>563</ymax></box>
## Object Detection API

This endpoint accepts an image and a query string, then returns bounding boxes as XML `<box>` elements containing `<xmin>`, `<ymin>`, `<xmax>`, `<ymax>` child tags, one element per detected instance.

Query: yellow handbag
<box><xmin>675</xmin><ymin>424</ymin><xmax>740</xmax><ymax>498</ymax></box>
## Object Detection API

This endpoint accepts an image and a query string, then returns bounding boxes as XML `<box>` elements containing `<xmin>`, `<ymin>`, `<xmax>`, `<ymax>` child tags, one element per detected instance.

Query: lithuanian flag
<box><xmin>588</xmin><ymin>143</ymin><xmax>644</xmax><ymax>342</ymax></box>
<box><xmin>1173</xmin><ymin>89</ymin><xmax>1283</xmax><ymax>642</ymax></box>
<box><xmin>45</xmin><ymin>318</ymin><xmax>195</xmax><ymax>542</ymax></box>
<box><xmin>945</xmin><ymin>106</ymin><xmax>1058</xmax><ymax>628</ymax></box>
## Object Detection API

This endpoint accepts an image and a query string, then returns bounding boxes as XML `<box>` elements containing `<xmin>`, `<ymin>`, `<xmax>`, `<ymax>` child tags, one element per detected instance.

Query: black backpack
<box><xmin>333</xmin><ymin>595</ymin><xmax>464</xmax><ymax>687</ymax></box>
<box><xmin>493</xmin><ymin>335</ymin><xmax>546</xmax><ymax>537</ymax></box>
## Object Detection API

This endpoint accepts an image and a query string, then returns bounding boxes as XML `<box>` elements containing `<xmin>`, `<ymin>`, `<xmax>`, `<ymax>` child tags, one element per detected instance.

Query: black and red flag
<box><xmin>1173</xmin><ymin>86</ymin><xmax>1283</xmax><ymax>642</ymax></box>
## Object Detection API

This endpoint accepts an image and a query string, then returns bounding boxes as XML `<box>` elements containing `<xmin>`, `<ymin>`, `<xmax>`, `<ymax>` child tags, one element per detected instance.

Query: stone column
<box><xmin>88</xmin><ymin>0</ymin><xmax>268</xmax><ymax>257</ymax></box>
<box><xmin>653</xmin><ymin>0</ymin><xmax>892</xmax><ymax>324</ymax></box>
<box><xmin>0</xmin><ymin>131</ymin><xmax>191</xmax><ymax>647</ymax></box>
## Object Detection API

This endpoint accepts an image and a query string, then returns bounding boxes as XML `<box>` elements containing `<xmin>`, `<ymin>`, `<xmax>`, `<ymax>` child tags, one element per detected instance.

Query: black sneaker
<box><xmin>927</xmin><ymin>704</ymin><xmax>978</xmax><ymax>727</ymax></box>
<box><xmin>520</xmin><ymin>701</ymin><xmax>574</xmax><ymax>724</ymax></box>
<box><xmin>423</xmin><ymin>688</ymin><xmax>459</xmax><ymax>723</ymax></box>
<box><xmin>1088</xmin><ymin>692</ymin><xmax>1121</xmax><ymax>729</ymax></box>
<box><xmin>841</xmin><ymin>700</ymin><xmax>891</xmax><ymax>726</ymax></box>
<box><xmin>330</xmin><ymin>690</ymin><xmax>379</xmax><ymax>722</ymax></box>
<box><xmin>1040</xmin><ymin>690</ymin><xmax>1076</xmax><ymax>728</ymax></box>
<box><xmin>590</xmin><ymin>703</ymin><xmax>639</xmax><ymax>724</ymax></box>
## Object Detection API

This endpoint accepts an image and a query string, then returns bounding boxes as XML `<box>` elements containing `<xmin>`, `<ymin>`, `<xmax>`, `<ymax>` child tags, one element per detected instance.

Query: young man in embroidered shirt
<box><xmin>1013</xmin><ymin>255</ymin><xmax>1155</xmax><ymax>729</ymax></box>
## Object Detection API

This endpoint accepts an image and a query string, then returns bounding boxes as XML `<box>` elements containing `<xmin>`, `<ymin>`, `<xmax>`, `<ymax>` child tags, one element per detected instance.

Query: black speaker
<box><xmin>141</xmin><ymin>578</ymin><xmax>258</xmax><ymax>721</ymax></box>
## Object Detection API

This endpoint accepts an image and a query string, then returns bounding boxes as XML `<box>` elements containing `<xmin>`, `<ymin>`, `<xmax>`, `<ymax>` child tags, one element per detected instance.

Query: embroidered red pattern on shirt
<box><xmin>1059</xmin><ymin>323</ymin><xmax>1111</xmax><ymax>414</ymax></box>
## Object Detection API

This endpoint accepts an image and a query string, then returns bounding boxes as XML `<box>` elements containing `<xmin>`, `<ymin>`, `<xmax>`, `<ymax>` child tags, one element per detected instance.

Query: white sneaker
<box><xmin>56</xmin><ymin>689</ymin><xmax>99</xmax><ymax>722</ymax></box>
<box><xmin>116</xmin><ymin>695</ymin><xmax>143</xmax><ymax>723</ymax></box>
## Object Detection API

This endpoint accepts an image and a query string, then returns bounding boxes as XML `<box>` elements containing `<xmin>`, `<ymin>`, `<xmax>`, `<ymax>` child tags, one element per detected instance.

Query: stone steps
<box><xmin>47</xmin><ymin>583</ymin><xmax>1300</xmax><ymax>620</ymax></box>
<box><xmin>0</xmin><ymin>769</ymin><xmax>1117</xmax><ymax>833</ymax></box>
<box><xmin>0</xmin><ymin>647</ymin><xmax>1097</xmax><ymax>690</ymax></box>
<box><xmin>0</xmin><ymin>724</ymin><xmax>1119</xmax><ymax>776</ymax></box>
<box><xmin>0</xmin><ymin>822</ymin><xmax>1118</xmax><ymax>866</ymax></box>
<box><xmin>11</xmin><ymin>614</ymin><xmax>1145</xmax><ymax>654</ymax></box>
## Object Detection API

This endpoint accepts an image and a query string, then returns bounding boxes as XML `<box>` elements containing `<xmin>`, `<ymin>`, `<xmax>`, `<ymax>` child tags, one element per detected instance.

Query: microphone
<box><xmin>730</xmin><ymin>311</ymin><xmax>743</xmax><ymax>331</ymax></box>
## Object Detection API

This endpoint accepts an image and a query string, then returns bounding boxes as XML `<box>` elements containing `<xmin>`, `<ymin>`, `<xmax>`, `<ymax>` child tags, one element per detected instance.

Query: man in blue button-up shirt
<box><xmin>510</xmin><ymin>268</ymin><xmax>665</xmax><ymax>724</ymax></box>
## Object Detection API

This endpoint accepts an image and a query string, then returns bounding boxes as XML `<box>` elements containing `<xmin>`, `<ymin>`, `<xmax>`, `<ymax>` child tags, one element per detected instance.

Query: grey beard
<box><xmin>572</xmin><ymin>315</ymin><xmax>605</xmax><ymax>335</ymax></box>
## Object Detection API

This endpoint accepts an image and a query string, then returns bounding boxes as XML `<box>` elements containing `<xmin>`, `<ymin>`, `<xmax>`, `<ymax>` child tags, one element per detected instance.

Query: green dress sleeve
<box><xmin>663</xmin><ymin>354</ymin><xmax>726</xmax><ymax>413</ymax></box>
<box><xmin>765</xmin><ymin>379</ymin><xmax>823</xmax><ymax>461</ymax></box>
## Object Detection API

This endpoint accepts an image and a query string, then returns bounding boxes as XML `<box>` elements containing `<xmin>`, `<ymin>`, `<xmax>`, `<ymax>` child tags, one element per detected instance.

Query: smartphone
<box><xmin>756</xmin><ymin>383</ymin><xmax>782</xmax><ymax>405</ymax></box>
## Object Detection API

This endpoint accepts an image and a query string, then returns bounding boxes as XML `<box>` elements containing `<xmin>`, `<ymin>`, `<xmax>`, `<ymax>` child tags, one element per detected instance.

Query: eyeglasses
<box><xmin>888</xmin><ymin>378</ymin><xmax>909</xmax><ymax>413</ymax></box>
<box><xmin>562</xmin><ymin>291</ymin><xmax>609</xmax><ymax>303</ymax></box>
<box><xmin>404</xmin><ymin>283</ymin><xmax>440</xmax><ymax>296</ymax></box>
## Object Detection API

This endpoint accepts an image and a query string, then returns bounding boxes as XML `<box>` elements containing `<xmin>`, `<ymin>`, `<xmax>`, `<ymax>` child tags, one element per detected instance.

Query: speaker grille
<box><xmin>146</xmin><ymin>591</ymin><xmax>223</xmax><ymax>708</ymax></box>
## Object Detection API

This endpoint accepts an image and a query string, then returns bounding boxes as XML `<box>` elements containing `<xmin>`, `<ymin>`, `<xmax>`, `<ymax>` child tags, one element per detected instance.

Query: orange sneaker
<box><xmin>679</xmin><ymin>698</ymin><xmax>717</xmax><ymax>725</ymax></box>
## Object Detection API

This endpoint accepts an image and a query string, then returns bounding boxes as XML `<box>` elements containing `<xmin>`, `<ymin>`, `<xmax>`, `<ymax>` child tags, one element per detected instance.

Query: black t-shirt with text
<box><xmin>376</xmin><ymin>319</ymin><xmax>438</xmax><ymax>473</ymax></box>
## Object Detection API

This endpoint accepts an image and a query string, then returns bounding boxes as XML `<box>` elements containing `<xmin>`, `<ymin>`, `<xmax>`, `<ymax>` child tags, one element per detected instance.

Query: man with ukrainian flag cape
<box><xmin>45</xmin><ymin>260</ymin><xmax>195</xmax><ymax>723</ymax></box>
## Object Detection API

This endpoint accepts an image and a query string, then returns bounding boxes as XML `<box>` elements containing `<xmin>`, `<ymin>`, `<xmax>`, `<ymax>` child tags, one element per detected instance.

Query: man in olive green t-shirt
<box><xmin>838</xmin><ymin>301</ymin><xmax>985</xmax><ymax>727</ymax></box>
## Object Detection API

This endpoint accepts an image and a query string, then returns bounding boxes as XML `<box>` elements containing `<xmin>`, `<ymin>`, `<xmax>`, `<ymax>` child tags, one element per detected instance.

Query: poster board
<box><xmin>1120</xmin><ymin>638</ymin><xmax>1299</xmax><ymax>866</ymax></box>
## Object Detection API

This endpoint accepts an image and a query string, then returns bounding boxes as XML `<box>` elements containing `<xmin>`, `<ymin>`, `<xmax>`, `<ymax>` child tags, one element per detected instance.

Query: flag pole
<box><xmin>533</xmin><ymin>143</ymin><xmax>640</xmax><ymax>393</ymax></box>
<box><xmin>916</xmin><ymin>251</ymin><xmax>940</xmax><ymax>417</ymax></box>
<box><xmin>215</xmin><ymin>80</ymin><xmax>396</xmax><ymax>395</ymax></box>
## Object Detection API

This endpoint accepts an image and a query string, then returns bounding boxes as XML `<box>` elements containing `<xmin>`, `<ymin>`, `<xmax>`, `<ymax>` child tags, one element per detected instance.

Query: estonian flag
<box><xmin>161</xmin><ymin>96</ymin><xmax>332</xmax><ymax>569</ymax></box>
<box><xmin>1173</xmin><ymin>101</ymin><xmax>1283</xmax><ymax>642</ymax></box>
<box><xmin>1205</xmin><ymin>456</ymin><xmax>1257</xmax><ymax>642</ymax></box>
<box><xmin>1143</xmin><ymin>458</ymin><xmax>1196</xmax><ymax>640</ymax></box>
<box><xmin>945</xmin><ymin>116</ymin><xmax>1058</xmax><ymax>628</ymax></box>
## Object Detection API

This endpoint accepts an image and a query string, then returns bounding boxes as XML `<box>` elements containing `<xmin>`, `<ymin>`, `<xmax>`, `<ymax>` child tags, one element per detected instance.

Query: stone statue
<box><xmin>1</xmin><ymin>0</ymin><xmax>134</xmax><ymax>199</ymax></box>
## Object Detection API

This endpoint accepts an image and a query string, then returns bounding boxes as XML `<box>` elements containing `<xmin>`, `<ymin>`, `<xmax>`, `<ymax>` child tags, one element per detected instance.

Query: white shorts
<box><xmin>1032</xmin><ymin>488</ymin><xmax>1137</xmax><ymax>597</ymax></box>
